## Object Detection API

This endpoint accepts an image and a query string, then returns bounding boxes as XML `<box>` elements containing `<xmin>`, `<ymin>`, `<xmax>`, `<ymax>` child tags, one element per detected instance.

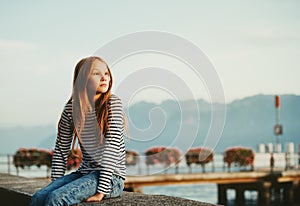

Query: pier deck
<box><xmin>125</xmin><ymin>170</ymin><xmax>300</xmax><ymax>205</ymax></box>
<box><xmin>125</xmin><ymin>171</ymin><xmax>270</xmax><ymax>187</ymax></box>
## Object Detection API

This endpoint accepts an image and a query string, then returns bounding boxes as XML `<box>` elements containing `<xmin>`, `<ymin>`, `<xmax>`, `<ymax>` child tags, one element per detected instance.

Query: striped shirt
<box><xmin>51</xmin><ymin>94</ymin><xmax>126</xmax><ymax>194</ymax></box>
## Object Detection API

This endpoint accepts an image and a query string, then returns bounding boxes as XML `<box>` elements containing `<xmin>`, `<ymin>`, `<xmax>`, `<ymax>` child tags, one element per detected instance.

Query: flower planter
<box><xmin>66</xmin><ymin>148</ymin><xmax>82</xmax><ymax>170</ymax></box>
<box><xmin>13</xmin><ymin>148</ymin><xmax>52</xmax><ymax>169</ymax></box>
<box><xmin>185</xmin><ymin>147</ymin><xmax>214</xmax><ymax>173</ymax></box>
<box><xmin>13</xmin><ymin>148</ymin><xmax>83</xmax><ymax>173</ymax></box>
<box><xmin>223</xmin><ymin>147</ymin><xmax>255</xmax><ymax>171</ymax></box>
<box><xmin>126</xmin><ymin>150</ymin><xmax>140</xmax><ymax>166</ymax></box>
<box><xmin>145</xmin><ymin>147</ymin><xmax>181</xmax><ymax>174</ymax></box>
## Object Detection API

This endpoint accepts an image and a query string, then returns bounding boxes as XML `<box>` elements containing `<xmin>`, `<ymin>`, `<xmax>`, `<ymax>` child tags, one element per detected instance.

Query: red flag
<box><xmin>275</xmin><ymin>95</ymin><xmax>280</xmax><ymax>108</ymax></box>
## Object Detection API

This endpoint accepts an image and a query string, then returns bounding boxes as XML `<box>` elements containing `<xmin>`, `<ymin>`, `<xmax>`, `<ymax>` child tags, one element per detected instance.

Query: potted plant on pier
<box><xmin>13</xmin><ymin>148</ymin><xmax>52</xmax><ymax>169</ymax></box>
<box><xmin>223</xmin><ymin>147</ymin><xmax>254</xmax><ymax>171</ymax></box>
<box><xmin>185</xmin><ymin>147</ymin><xmax>214</xmax><ymax>173</ymax></box>
<box><xmin>126</xmin><ymin>150</ymin><xmax>141</xmax><ymax>174</ymax></box>
<box><xmin>145</xmin><ymin>147</ymin><xmax>181</xmax><ymax>174</ymax></box>
<box><xmin>126</xmin><ymin>150</ymin><xmax>140</xmax><ymax>166</ymax></box>
<box><xmin>13</xmin><ymin>148</ymin><xmax>53</xmax><ymax>176</ymax></box>
<box><xmin>13</xmin><ymin>147</ymin><xmax>83</xmax><ymax>176</ymax></box>
<box><xmin>66</xmin><ymin>148</ymin><xmax>82</xmax><ymax>170</ymax></box>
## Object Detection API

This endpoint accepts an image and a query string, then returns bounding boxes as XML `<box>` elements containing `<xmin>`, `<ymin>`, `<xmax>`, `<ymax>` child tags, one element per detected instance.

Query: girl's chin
<box><xmin>96</xmin><ymin>89</ymin><xmax>108</xmax><ymax>94</ymax></box>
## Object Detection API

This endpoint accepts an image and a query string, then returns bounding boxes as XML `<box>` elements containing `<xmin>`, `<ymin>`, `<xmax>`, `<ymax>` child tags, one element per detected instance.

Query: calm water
<box><xmin>143</xmin><ymin>183</ymin><xmax>218</xmax><ymax>204</ymax></box>
<box><xmin>1</xmin><ymin>153</ymin><xmax>299</xmax><ymax>205</ymax></box>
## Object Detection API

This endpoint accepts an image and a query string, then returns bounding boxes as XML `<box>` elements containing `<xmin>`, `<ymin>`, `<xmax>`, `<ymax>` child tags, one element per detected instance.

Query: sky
<box><xmin>0</xmin><ymin>0</ymin><xmax>299</xmax><ymax>127</ymax></box>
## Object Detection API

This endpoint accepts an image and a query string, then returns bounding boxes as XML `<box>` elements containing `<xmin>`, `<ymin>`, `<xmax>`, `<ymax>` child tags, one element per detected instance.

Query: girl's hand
<box><xmin>85</xmin><ymin>192</ymin><xmax>105</xmax><ymax>202</ymax></box>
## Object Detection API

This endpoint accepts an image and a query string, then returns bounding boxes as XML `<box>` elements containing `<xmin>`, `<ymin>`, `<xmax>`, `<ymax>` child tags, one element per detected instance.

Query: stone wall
<box><xmin>0</xmin><ymin>173</ymin><xmax>217</xmax><ymax>206</ymax></box>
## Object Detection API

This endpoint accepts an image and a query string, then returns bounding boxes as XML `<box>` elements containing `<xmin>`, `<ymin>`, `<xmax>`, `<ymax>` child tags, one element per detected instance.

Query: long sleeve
<box><xmin>51</xmin><ymin>103</ymin><xmax>74</xmax><ymax>181</ymax></box>
<box><xmin>97</xmin><ymin>95</ymin><xmax>125</xmax><ymax>194</ymax></box>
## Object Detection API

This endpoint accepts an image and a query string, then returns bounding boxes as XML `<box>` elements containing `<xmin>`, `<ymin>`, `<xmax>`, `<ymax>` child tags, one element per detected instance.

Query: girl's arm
<box><xmin>51</xmin><ymin>103</ymin><xmax>74</xmax><ymax>180</ymax></box>
<box><xmin>97</xmin><ymin>95</ymin><xmax>124</xmax><ymax>194</ymax></box>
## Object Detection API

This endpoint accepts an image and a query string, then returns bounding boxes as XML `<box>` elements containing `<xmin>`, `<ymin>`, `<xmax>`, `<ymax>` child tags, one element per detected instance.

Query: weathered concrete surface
<box><xmin>0</xmin><ymin>173</ymin><xmax>218</xmax><ymax>206</ymax></box>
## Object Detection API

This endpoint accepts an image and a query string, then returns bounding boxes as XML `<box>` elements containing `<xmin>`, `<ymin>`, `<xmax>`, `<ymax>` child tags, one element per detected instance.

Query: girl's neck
<box><xmin>94</xmin><ymin>93</ymin><xmax>101</xmax><ymax>102</ymax></box>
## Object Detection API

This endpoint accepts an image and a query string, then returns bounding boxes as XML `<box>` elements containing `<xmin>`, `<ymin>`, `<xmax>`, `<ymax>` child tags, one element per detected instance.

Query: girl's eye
<box><xmin>93</xmin><ymin>72</ymin><xmax>100</xmax><ymax>76</ymax></box>
<box><xmin>105</xmin><ymin>72</ymin><xmax>109</xmax><ymax>76</ymax></box>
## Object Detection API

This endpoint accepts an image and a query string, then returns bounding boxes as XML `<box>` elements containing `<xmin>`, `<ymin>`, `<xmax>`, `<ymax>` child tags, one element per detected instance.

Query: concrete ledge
<box><xmin>0</xmin><ymin>173</ymin><xmax>217</xmax><ymax>206</ymax></box>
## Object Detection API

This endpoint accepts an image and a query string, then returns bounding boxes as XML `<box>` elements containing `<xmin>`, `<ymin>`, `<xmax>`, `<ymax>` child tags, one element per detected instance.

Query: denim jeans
<box><xmin>30</xmin><ymin>171</ymin><xmax>124</xmax><ymax>206</ymax></box>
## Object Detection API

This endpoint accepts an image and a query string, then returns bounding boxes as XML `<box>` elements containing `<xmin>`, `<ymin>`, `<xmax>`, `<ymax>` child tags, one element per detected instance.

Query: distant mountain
<box><xmin>217</xmin><ymin>94</ymin><xmax>300</xmax><ymax>152</ymax></box>
<box><xmin>1</xmin><ymin>94</ymin><xmax>299</xmax><ymax>155</ymax></box>
<box><xmin>0</xmin><ymin>125</ymin><xmax>56</xmax><ymax>154</ymax></box>
<box><xmin>125</xmin><ymin>94</ymin><xmax>300</xmax><ymax>154</ymax></box>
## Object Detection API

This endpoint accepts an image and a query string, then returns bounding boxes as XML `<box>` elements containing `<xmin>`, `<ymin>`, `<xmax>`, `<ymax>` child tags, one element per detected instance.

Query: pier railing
<box><xmin>0</xmin><ymin>153</ymin><xmax>299</xmax><ymax>178</ymax></box>
<box><xmin>0</xmin><ymin>154</ymin><xmax>50</xmax><ymax>178</ymax></box>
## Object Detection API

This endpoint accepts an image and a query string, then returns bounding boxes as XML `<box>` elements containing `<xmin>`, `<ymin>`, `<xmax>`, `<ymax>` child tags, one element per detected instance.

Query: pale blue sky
<box><xmin>0</xmin><ymin>0</ymin><xmax>299</xmax><ymax>126</ymax></box>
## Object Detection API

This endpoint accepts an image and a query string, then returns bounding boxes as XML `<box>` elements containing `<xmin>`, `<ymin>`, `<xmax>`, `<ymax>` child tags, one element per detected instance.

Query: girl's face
<box><xmin>87</xmin><ymin>60</ymin><xmax>111</xmax><ymax>94</ymax></box>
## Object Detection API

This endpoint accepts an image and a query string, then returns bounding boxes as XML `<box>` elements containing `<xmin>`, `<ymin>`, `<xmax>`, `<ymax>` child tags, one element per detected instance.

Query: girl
<box><xmin>30</xmin><ymin>56</ymin><xmax>126</xmax><ymax>205</ymax></box>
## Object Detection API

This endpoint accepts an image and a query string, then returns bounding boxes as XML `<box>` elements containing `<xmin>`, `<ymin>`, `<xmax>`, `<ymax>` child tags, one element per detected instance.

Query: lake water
<box><xmin>0</xmin><ymin>153</ymin><xmax>299</xmax><ymax>205</ymax></box>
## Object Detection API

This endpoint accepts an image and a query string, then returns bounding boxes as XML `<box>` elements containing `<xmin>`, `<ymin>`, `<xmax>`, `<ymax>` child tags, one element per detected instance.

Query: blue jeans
<box><xmin>30</xmin><ymin>171</ymin><xmax>124</xmax><ymax>206</ymax></box>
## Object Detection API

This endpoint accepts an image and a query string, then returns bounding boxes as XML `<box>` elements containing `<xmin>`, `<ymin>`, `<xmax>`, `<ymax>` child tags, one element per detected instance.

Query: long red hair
<box><xmin>58</xmin><ymin>56</ymin><xmax>113</xmax><ymax>146</ymax></box>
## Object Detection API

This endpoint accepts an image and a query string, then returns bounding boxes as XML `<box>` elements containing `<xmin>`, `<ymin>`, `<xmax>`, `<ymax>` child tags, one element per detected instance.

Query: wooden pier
<box><xmin>124</xmin><ymin>170</ymin><xmax>300</xmax><ymax>205</ymax></box>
